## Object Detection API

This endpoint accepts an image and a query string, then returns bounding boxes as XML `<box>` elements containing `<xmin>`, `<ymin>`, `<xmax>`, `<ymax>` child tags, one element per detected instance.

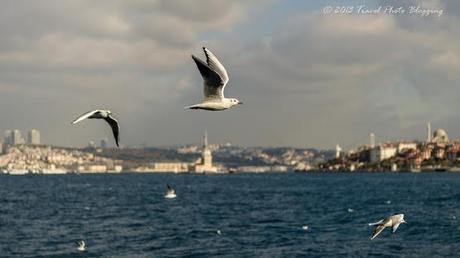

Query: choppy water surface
<box><xmin>0</xmin><ymin>172</ymin><xmax>459</xmax><ymax>257</ymax></box>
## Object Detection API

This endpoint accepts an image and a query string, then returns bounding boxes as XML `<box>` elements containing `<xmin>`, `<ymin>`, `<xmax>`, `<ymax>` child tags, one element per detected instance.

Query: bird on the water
<box><xmin>187</xmin><ymin>47</ymin><xmax>242</xmax><ymax>111</ymax></box>
<box><xmin>75</xmin><ymin>240</ymin><xmax>85</xmax><ymax>251</ymax></box>
<box><xmin>369</xmin><ymin>214</ymin><xmax>406</xmax><ymax>240</ymax></box>
<box><xmin>71</xmin><ymin>110</ymin><xmax>120</xmax><ymax>147</ymax></box>
<box><xmin>164</xmin><ymin>184</ymin><xmax>177</xmax><ymax>199</ymax></box>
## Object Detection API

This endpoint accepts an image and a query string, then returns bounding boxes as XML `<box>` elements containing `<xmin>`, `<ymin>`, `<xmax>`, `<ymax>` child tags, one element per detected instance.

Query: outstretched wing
<box><xmin>368</xmin><ymin>219</ymin><xmax>384</xmax><ymax>226</ymax></box>
<box><xmin>371</xmin><ymin>225</ymin><xmax>386</xmax><ymax>240</ymax></box>
<box><xmin>392</xmin><ymin>223</ymin><xmax>401</xmax><ymax>233</ymax></box>
<box><xmin>203</xmin><ymin>47</ymin><xmax>229</xmax><ymax>86</ymax></box>
<box><xmin>104</xmin><ymin>115</ymin><xmax>119</xmax><ymax>147</ymax></box>
<box><xmin>191</xmin><ymin>47</ymin><xmax>229</xmax><ymax>101</ymax></box>
<box><xmin>71</xmin><ymin>110</ymin><xmax>99</xmax><ymax>124</ymax></box>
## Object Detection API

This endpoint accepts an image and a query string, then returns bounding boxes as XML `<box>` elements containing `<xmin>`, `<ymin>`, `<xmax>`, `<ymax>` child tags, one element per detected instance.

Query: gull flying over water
<box><xmin>187</xmin><ymin>47</ymin><xmax>242</xmax><ymax>111</ymax></box>
<box><xmin>75</xmin><ymin>240</ymin><xmax>85</xmax><ymax>251</ymax></box>
<box><xmin>369</xmin><ymin>214</ymin><xmax>406</xmax><ymax>240</ymax></box>
<box><xmin>72</xmin><ymin>110</ymin><xmax>119</xmax><ymax>147</ymax></box>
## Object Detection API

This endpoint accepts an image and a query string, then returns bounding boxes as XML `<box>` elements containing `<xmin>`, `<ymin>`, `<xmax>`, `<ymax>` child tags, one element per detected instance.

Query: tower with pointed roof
<box><xmin>195</xmin><ymin>130</ymin><xmax>218</xmax><ymax>173</ymax></box>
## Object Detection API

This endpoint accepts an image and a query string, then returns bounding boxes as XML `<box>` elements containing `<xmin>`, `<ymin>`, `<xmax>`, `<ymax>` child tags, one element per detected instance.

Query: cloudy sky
<box><xmin>0</xmin><ymin>0</ymin><xmax>459</xmax><ymax>149</ymax></box>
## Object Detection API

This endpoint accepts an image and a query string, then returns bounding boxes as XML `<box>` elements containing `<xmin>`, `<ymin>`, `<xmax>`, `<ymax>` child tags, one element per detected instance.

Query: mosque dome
<box><xmin>432</xmin><ymin>128</ymin><xmax>449</xmax><ymax>143</ymax></box>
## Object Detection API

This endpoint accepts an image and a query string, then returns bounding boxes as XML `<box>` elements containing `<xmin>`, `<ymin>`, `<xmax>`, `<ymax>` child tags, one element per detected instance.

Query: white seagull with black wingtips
<box><xmin>72</xmin><ymin>110</ymin><xmax>120</xmax><ymax>147</ymax></box>
<box><xmin>187</xmin><ymin>47</ymin><xmax>243</xmax><ymax>111</ymax></box>
<box><xmin>369</xmin><ymin>214</ymin><xmax>406</xmax><ymax>240</ymax></box>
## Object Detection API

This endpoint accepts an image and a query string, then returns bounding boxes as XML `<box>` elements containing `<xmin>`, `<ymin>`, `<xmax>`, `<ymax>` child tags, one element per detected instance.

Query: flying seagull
<box><xmin>187</xmin><ymin>47</ymin><xmax>242</xmax><ymax>111</ymax></box>
<box><xmin>369</xmin><ymin>214</ymin><xmax>406</xmax><ymax>240</ymax></box>
<box><xmin>164</xmin><ymin>184</ymin><xmax>177</xmax><ymax>199</ymax></box>
<box><xmin>75</xmin><ymin>240</ymin><xmax>85</xmax><ymax>251</ymax></box>
<box><xmin>71</xmin><ymin>110</ymin><xmax>119</xmax><ymax>147</ymax></box>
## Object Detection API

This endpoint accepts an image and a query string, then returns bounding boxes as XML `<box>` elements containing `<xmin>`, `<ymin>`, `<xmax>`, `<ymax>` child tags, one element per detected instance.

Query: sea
<box><xmin>0</xmin><ymin>172</ymin><xmax>459</xmax><ymax>258</ymax></box>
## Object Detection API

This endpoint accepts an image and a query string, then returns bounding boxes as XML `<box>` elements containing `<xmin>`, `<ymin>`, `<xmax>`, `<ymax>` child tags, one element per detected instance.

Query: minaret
<box><xmin>369</xmin><ymin>133</ymin><xmax>376</xmax><ymax>148</ymax></box>
<box><xmin>335</xmin><ymin>144</ymin><xmax>342</xmax><ymax>158</ymax></box>
<box><xmin>202</xmin><ymin>130</ymin><xmax>212</xmax><ymax>166</ymax></box>
<box><xmin>427</xmin><ymin>122</ymin><xmax>431</xmax><ymax>142</ymax></box>
<box><xmin>204</xmin><ymin>130</ymin><xmax>208</xmax><ymax>148</ymax></box>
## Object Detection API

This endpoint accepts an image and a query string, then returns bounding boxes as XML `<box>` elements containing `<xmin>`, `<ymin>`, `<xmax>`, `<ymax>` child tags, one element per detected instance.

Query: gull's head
<box><xmin>398</xmin><ymin>214</ymin><xmax>406</xmax><ymax>223</ymax></box>
<box><xmin>229</xmin><ymin>98</ymin><xmax>243</xmax><ymax>106</ymax></box>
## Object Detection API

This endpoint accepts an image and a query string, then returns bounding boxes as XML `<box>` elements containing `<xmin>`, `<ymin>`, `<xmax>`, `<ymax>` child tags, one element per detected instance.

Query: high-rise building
<box><xmin>27</xmin><ymin>129</ymin><xmax>40</xmax><ymax>145</ymax></box>
<box><xmin>12</xmin><ymin>130</ymin><xmax>24</xmax><ymax>145</ymax></box>
<box><xmin>3</xmin><ymin>130</ymin><xmax>12</xmax><ymax>145</ymax></box>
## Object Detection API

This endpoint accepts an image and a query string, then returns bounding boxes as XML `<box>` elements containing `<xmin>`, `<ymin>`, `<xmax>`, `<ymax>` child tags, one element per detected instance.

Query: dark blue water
<box><xmin>0</xmin><ymin>173</ymin><xmax>459</xmax><ymax>257</ymax></box>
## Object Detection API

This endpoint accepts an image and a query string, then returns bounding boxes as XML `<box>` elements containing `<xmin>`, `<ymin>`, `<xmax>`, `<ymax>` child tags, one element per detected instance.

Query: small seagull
<box><xmin>187</xmin><ymin>47</ymin><xmax>242</xmax><ymax>111</ymax></box>
<box><xmin>75</xmin><ymin>240</ymin><xmax>86</xmax><ymax>251</ymax></box>
<box><xmin>386</xmin><ymin>200</ymin><xmax>391</xmax><ymax>204</ymax></box>
<box><xmin>164</xmin><ymin>184</ymin><xmax>177</xmax><ymax>199</ymax></box>
<box><xmin>302</xmin><ymin>225</ymin><xmax>309</xmax><ymax>231</ymax></box>
<box><xmin>347</xmin><ymin>208</ymin><xmax>354</xmax><ymax>213</ymax></box>
<box><xmin>216</xmin><ymin>230</ymin><xmax>222</xmax><ymax>235</ymax></box>
<box><xmin>71</xmin><ymin>110</ymin><xmax>119</xmax><ymax>147</ymax></box>
<box><xmin>369</xmin><ymin>214</ymin><xmax>406</xmax><ymax>240</ymax></box>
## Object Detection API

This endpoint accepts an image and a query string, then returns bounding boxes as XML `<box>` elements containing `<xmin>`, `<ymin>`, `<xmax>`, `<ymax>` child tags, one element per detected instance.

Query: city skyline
<box><xmin>0</xmin><ymin>1</ymin><xmax>459</xmax><ymax>148</ymax></box>
<box><xmin>0</xmin><ymin>121</ymin><xmax>456</xmax><ymax>150</ymax></box>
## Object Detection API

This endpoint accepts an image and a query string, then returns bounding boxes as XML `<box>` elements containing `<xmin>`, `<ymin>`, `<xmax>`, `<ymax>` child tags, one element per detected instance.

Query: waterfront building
<box><xmin>370</xmin><ymin>144</ymin><xmax>397</xmax><ymax>163</ymax></box>
<box><xmin>446</xmin><ymin>143</ymin><xmax>460</xmax><ymax>160</ymax></box>
<box><xmin>434</xmin><ymin>146</ymin><xmax>446</xmax><ymax>159</ymax></box>
<box><xmin>152</xmin><ymin>162</ymin><xmax>190</xmax><ymax>173</ymax></box>
<box><xmin>77</xmin><ymin>164</ymin><xmax>122</xmax><ymax>173</ymax></box>
<box><xmin>27</xmin><ymin>129</ymin><xmax>40</xmax><ymax>145</ymax></box>
<box><xmin>397</xmin><ymin>142</ymin><xmax>417</xmax><ymax>153</ymax></box>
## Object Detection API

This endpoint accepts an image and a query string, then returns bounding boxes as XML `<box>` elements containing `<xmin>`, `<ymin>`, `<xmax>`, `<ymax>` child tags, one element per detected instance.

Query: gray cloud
<box><xmin>0</xmin><ymin>0</ymin><xmax>459</xmax><ymax>149</ymax></box>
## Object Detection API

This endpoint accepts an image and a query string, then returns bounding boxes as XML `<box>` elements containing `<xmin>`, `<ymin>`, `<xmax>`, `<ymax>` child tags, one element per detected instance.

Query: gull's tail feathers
<box><xmin>185</xmin><ymin>104</ymin><xmax>201</xmax><ymax>110</ymax></box>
